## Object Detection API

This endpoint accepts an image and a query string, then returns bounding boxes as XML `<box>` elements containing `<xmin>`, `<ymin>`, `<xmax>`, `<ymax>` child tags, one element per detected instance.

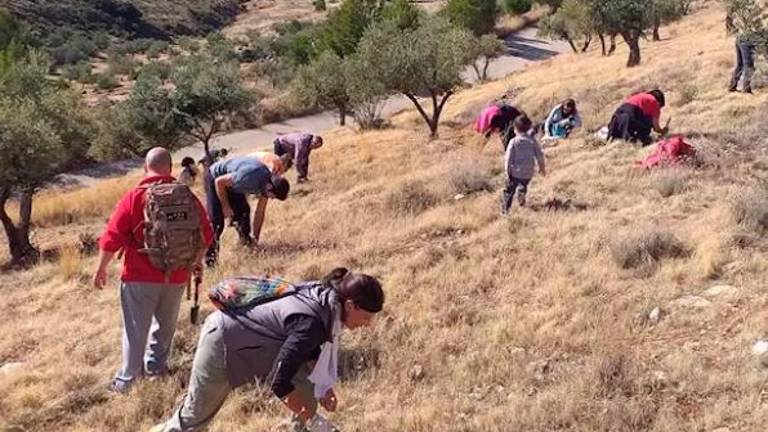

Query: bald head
<box><xmin>145</xmin><ymin>147</ymin><xmax>172</xmax><ymax>176</ymax></box>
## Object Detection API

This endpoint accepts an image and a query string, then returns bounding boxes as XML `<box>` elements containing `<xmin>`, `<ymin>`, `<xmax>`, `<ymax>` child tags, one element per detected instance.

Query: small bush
<box><xmin>610</xmin><ymin>229</ymin><xmax>688</xmax><ymax>269</ymax></box>
<box><xmin>139</xmin><ymin>61</ymin><xmax>172</xmax><ymax>80</ymax></box>
<box><xmin>62</xmin><ymin>61</ymin><xmax>93</xmax><ymax>83</ymax></box>
<box><xmin>386</xmin><ymin>181</ymin><xmax>438</xmax><ymax>215</ymax></box>
<box><xmin>146</xmin><ymin>41</ymin><xmax>169</xmax><ymax>59</ymax></box>
<box><xmin>729</xmin><ymin>186</ymin><xmax>768</xmax><ymax>231</ymax></box>
<box><xmin>107</xmin><ymin>54</ymin><xmax>139</xmax><ymax>77</ymax></box>
<box><xmin>449</xmin><ymin>163</ymin><xmax>495</xmax><ymax>195</ymax></box>
<box><xmin>124</xmin><ymin>38</ymin><xmax>153</xmax><ymax>54</ymax></box>
<box><xmin>652</xmin><ymin>170</ymin><xmax>689</xmax><ymax>198</ymax></box>
<box><xmin>503</xmin><ymin>0</ymin><xmax>533</xmax><ymax>14</ymax></box>
<box><xmin>51</xmin><ymin>35</ymin><xmax>97</xmax><ymax>65</ymax></box>
<box><xmin>95</xmin><ymin>72</ymin><xmax>120</xmax><ymax>90</ymax></box>
<box><xmin>675</xmin><ymin>83</ymin><xmax>698</xmax><ymax>106</ymax></box>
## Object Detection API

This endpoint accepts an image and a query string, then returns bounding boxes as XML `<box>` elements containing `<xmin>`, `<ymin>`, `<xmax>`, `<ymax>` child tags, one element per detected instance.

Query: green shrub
<box><xmin>96</xmin><ymin>72</ymin><xmax>120</xmax><ymax>90</ymax></box>
<box><xmin>125</xmin><ymin>38</ymin><xmax>153</xmax><ymax>54</ymax></box>
<box><xmin>62</xmin><ymin>61</ymin><xmax>93</xmax><ymax>83</ymax></box>
<box><xmin>503</xmin><ymin>0</ymin><xmax>533</xmax><ymax>14</ymax></box>
<box><xmin>107</xmin><ymin>54</ymin><xmax>139</xmax><ymax>77</ymax></box>
<box><xmin>139</xmin><ymin>61</ymin><xmax>172</xmax><ymax>81</ymax></box>
<box><xmin>146</xmin><ymin>41</ymin><xmax>169</xmax><ymax>59</ymax></box>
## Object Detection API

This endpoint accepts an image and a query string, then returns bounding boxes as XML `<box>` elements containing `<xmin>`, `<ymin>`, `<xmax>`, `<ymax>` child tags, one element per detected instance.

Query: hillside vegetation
<box><xmin>3</xmin><ymin>2</ymin><xmax>768</xmax><ymax>431</ymax></box>
<box><xmin>3</xmin><ymin>0</ymin><xmax>242</xmax><ymax>41</ymax></box>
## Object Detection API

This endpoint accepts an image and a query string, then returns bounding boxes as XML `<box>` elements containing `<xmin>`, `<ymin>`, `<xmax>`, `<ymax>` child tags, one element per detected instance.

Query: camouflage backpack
<box><xmin>139</xmin><ymin>182</ymin><xmax>203</xmax><ymax>279</ymax></box>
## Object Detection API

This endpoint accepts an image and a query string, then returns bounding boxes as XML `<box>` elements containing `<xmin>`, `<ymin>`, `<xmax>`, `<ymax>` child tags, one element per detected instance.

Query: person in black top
<box><xmin>151</xmin><ymin>268</ymin><xmax>385</xmax><ymax>432</ymax></box>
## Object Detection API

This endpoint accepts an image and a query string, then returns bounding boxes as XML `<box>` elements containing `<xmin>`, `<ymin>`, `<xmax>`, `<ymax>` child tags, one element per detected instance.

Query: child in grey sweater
<box><xmin>501</xmin><ymin>115</ymin><xmax>546</xmax><ymax>214</ymax></box>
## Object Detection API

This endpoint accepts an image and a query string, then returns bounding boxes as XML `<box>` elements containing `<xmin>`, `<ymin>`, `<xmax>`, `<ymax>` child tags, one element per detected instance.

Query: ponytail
<box><xmin>322</xmin><ymin>267</ymin><xmax>384</xmax><ymax>313</ymax></box>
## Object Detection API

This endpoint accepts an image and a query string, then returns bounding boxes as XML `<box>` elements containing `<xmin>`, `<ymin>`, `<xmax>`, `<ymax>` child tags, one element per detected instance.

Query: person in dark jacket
<box><xmin>151</xmin><ymin>268</ymin><xmax>385</xmax><ymax>432</ymax></box>
<box><xmin>607</xmin><ymin>90</ymin><xmax>668</xmax><ymax>146</ymax></box>
<box><xmin>274</xmin><ymin>133</ymin><xmax>324</xmax><ymax>183</ymax></box>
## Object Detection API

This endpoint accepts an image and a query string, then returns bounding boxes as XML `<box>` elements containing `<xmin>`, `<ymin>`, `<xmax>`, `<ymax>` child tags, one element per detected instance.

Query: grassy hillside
<box><xmin>3</xmin><ymin>0</ymin><xmax>243</xmax><ymax>41</ymax></box>
<box><xmin>3</xmin><ymin>2</ymin><xmax>768</xmax><ymax>431</ymax></box>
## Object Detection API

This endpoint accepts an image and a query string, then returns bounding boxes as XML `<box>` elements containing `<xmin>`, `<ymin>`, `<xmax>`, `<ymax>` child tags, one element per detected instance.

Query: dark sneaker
<box><xmin>744</xmin><ymin>88</ymin><xmax>754</xmax><ymax>94</ymax></box>
<box><xmin>518</xmin><ymin>193</ymin><xmax>527</xmax><ymax>207</ymax></box>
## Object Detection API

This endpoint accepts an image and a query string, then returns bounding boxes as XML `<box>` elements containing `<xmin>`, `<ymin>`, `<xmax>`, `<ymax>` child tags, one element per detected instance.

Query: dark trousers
<box><xmin>501</xmin><ymin>176</ymin><xmax>531</xmax><ymax>213</ymax></box>
<box><xmin>607</xmin><ymin>103</ymin><xmax>653</xmax><ymax>146</ymax></box>
<box><xmin>204</xmin><ymin>170</ymin><xmax>251</xmax><ymax>265</ymax></box>
<box><xmin>730</xmin><ymin>40</ymin><xmax>755</xmax><ymax>91</ymax></box>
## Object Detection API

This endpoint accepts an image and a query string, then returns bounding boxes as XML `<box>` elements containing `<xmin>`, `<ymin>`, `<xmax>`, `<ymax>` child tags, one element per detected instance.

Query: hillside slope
<box><xmin>3</xmin><ymin>0</ymin><xmax>242</xmax><ymax>40</ymax></box>
<box><xmin>3</xmin><ymin>3</ymin><xmax>768</xmax><ymax>431</ymax></box>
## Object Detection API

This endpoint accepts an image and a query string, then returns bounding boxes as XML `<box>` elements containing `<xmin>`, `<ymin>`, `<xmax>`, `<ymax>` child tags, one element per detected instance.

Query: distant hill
<box><xmin>2</xmin><ymin>0</ymin><xmax>244</xmax><ymax>41</ymax></box>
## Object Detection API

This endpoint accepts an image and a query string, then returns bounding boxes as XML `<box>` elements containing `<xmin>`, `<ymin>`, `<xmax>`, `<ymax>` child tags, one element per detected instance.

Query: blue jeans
<box><xmin>730</xmin><ymin>40</ymin><xmax>755</xmax><ymax>91</ymax></box>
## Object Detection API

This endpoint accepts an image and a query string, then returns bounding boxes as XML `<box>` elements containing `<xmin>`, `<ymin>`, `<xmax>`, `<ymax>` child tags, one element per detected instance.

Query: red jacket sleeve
<box><xmin>195</xmin><ymin>196</ymin><xmax>214</xmax><ymax>248</ymax></box>
<box><xmin>98</xmin><ymin>191</ymin><xmax>136</xmax><ymax>253</ymax></box>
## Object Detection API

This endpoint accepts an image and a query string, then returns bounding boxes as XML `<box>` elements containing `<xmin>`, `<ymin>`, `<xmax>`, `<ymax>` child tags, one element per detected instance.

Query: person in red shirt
<box><xmin>93</xmin><ymin>147</ymin><xmax>214</xmax><ymax>394</ymax></box>
<box><xmin>607</xmin><ymin>89</ymin><xmax>668</xmax><ymax>146</ymax></box>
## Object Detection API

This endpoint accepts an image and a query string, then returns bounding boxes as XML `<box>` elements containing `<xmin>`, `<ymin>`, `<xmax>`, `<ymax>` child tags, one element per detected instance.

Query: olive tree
<box><xmin>357</xmin><ymin>17</ymin><xmax>475</xmax><ymax>137</ymax></box>
<box><xmin>0</xmin><ymin>53</ymin><xmax>93</xmax><ymax>265</ymax></box>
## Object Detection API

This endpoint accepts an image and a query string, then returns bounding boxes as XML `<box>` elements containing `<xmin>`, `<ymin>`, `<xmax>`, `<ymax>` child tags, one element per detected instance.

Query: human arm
<box><xmin>544</xmin><ymin>107</ymin><xmax>558</xmax><ymax>137</ymax></box>
<box><xmin>214</xmin><ymin>175</ymin><xmax>234</xmax><ymax>219</ymax></box>
<box><xmin>296</xmin><ymin>140</ymin><xmax>311</xmax><ymax>181</ymax></box>
<box><xmin>570</xmin><ymin>112</ymin><xmax>582</xmax><ymax>129</ymax></box>
<box><xmin>251</xmin><ymin>196</ymin><xmax>269</xmax><ymax>245</ymax></box>
<box><xmin>272</xmin><ymin>315</ymin><xmax>328</xmax><ymax>421</ymax></box>
<box><xmin>94</xmin><ymin>193</ymin><xmax>133</xmax><ymax>289</ymax></box>
<box><xmin>534</xmin><ymin>141</ymin><xmax>546</xmax><ymax>176</ymax></box>
<box><xmin>93</xmin><ymin>250</ymin><xmax>117</xmax><ymax>289</ymax></box>
<box><xmin>652</xmin><ymin>116</ymin><xmax>668</xmax><ymax>134</ymax></box>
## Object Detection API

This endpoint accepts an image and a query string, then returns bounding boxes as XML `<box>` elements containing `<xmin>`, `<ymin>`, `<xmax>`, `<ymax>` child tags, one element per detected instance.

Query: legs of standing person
<box><xmin>113</xmin><ymin>282</ymin><xmax>161</xmax><ymax>393</ymax></box>
<box><xmin>204</xmin><ymin>170</ymin><xmax>224</xmax><ymax>267</ymax></box>
<box><xmin>155</xmin><ymin>315</ymin><xmax>232</xmax><ymax>432</ymax></box>
<box><xmin>145</xmin><ymin>284</ymin><xmax>186</xmax><ymax>376</ymax></box>
<box><xmin>228</xmin><ymin>191</ymin><xmax>251</xmax><ymax>245</ymax></box>
<box><xmin>516</xmin><ymin>178</ymin><xmax>531</xmax><ymax>206</ymax></box>
<box><xmin>730</xmin><ymin>40</ymin><xmax>745</xmax><ymax>91</ymax></box>
<box><xmin>740</xmin><ymin>41</ymin><xmax>755</xmax><ymax>93</ymax></box>
<box><xmin>501</xmin><ymin>177</ymin><xmax>519</xmax><ymax>214</ymax></box>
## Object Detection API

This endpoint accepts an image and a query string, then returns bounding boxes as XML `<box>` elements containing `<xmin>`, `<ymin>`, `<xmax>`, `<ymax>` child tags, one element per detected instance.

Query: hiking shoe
<box><xmin>728</xmin><ymin>85</ymin><xmax>738</xmax><ymax>92</ymax></box>
<box><xmin>108</xmin><ymin>378</ymin><xmax>133</xmax><ymax>394</ymax></box>
<box><xmin>744</xmin><ymin>88</ymin><xmax>754</xmax><ymax>94</ymax></box>
<box><xmin>518</xmin><ymin>193</ymin><xmax>527</xmax><ymax>207</ymax></box>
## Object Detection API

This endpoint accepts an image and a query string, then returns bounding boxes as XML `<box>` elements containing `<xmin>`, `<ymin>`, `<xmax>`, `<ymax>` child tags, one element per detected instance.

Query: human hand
<box><xmin>320</xmin><ymin>388</ymin><xmax>338</xmax><ymax>412</ymax></box>
<box><xmin>539</xmin><ymin>168</ymin><xmax>547</xmax><ymax>177</ymax></box>
<box><xmin>306</xmin><ymin>414</ymin><xmax>334</xmax><ymax>432</ymax></box>
<box><xmin>297</xmin><ymin>177</ymin><xmax>308</xmax><ymax>184</ymax></box>
<box><xmin>93</xmin><ymin>267</ymin><xmax>107</xmax><ymax>290</ymax></box>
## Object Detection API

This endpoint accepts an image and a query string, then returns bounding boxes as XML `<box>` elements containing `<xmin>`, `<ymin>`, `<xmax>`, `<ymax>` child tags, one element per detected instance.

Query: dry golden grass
<box><xmin>4</xmin><ymin>3</ymin><xmax>768</xmax><ymax>431</ymax></box>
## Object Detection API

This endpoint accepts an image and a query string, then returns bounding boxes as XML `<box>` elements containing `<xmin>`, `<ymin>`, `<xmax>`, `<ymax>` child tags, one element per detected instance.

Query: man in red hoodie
<box><xmin>93</xmin><ymin>147</ymin><xmax>214</xmax><ymax>393</ymax></box>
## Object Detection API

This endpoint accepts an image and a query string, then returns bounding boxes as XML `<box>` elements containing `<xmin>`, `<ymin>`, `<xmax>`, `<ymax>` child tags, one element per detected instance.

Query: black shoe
<box><xmin>744</xmin><ymin>88</ymin><xmax>754</xmax><ymax>94</ymax></box>
<box><xmin>728</xmin><ymin>86</ymin><xmax>738</xmax><ymax>92</ymax></box>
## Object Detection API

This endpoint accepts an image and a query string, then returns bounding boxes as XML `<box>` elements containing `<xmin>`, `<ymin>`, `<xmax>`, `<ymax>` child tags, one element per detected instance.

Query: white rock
<box><xmin>752</xmin><ymin>340</ymin><xmax>768</xmax><ymax>356</ymax></box>
<box><xmin>648</xmin><ymin>307</ymin><xmax>661</xmax><ymax>323</ymax></box>
<box><xmin>453</xmin><ymin>194</ymin><xmax>466</xmax><ymax>201</ymax></box>
<box><xmin>0</xmin><ymin>362</ymin><xmax>25</xmax><ymax>376</ymax></box>
<box><xmin>703</xmin><ymin>285</ymin><xmax>738</xmax><ymax>299</ymax></box>
<box><xmin>672</xmin><ymin>295</ymin><xmax>712</xmax><ymax>309</ymax></box>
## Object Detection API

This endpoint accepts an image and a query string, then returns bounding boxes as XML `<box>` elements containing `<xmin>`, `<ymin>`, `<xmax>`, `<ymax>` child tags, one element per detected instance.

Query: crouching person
<box><xmin>152</xmin><ymin>268</ymin><xmax>385</xmax><ymax>432</ymax></box>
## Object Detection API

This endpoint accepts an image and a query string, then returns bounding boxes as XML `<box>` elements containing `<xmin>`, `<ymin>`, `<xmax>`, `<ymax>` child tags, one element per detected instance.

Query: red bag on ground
<box><xmin>638</xmin><ymin>136</ymin><xmax>696</xmax><ymax>169</ymax></box>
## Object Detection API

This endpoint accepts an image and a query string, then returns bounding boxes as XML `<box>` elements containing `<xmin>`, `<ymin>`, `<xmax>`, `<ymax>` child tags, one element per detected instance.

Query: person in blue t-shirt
<box><xmin>205</xmin><ymin>157</ymin><xmax>290</xmax><ymax>266</ymax></box>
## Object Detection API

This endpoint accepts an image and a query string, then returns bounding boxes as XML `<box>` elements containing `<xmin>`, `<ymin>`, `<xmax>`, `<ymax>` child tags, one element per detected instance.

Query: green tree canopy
<box><xmin>442</xmin><ymin>0</ymin><xmax>499</xmax><ymax>36</ymax></box>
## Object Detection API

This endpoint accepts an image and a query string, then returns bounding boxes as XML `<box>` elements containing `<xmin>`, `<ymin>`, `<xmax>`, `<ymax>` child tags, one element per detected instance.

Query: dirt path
<box><xmin>59</xmin><ymin>26</ymin><xmax>569</xmax><ymax>186</ymax></box>
<box><xmin>183</xmin><ymin>26</ymin><xmax>570</xmax><ymax>159</ymax></box>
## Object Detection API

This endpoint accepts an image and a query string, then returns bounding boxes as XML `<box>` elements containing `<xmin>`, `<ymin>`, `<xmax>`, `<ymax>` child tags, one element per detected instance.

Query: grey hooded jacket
<box><xmin>216</xmin><ymin>282</ymin><xmax>338</xmax><ymax>388</ymax></box>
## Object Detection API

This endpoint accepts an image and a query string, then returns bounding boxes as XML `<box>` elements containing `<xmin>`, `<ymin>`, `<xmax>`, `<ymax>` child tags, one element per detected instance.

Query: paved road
<box><xmin>58</xmin><ymin>27</ymin><xmax>569</xmax><ymax>186</ymax></box>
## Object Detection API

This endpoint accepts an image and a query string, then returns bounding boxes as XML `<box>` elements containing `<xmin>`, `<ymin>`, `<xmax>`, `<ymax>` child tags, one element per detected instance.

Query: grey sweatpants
<box><xmin>114</xmin><ymin>282</ymin><xmax>185</xmax><ymax>387</ymax></box>
<box><xmin>157</xmin><ymin>314</ymin><xmax>317</xmax><ymax>432</ymax></box>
